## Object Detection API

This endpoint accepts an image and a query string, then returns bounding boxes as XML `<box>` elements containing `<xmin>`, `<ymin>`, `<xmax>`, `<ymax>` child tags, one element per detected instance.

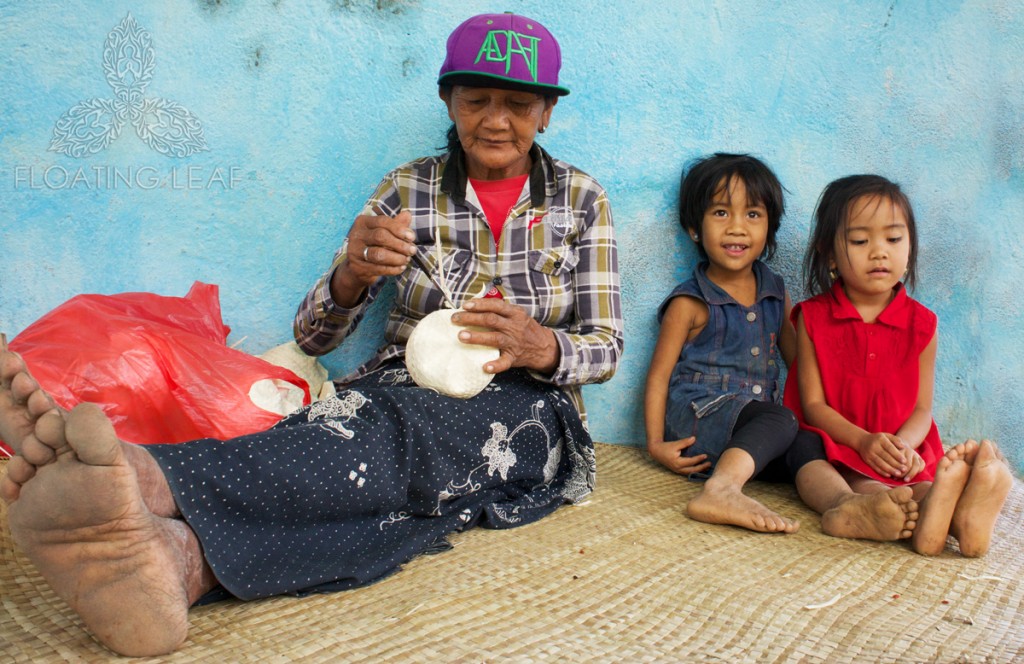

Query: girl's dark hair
<box><xmin>804</xmin><ymin>174</ymin><xmax>919</xmax><ymax>296</ymax></box>
<box><xmin>679</xmin><ymin>153</ymin><xmax>785</xmax><ymax>260</ymax></box>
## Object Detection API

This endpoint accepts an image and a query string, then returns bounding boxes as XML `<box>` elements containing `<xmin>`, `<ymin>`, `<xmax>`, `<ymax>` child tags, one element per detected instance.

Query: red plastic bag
<box><xmin>1</xmin><ymin>282</ymin><xmax>309</xmax><ymax>456</ymax></box>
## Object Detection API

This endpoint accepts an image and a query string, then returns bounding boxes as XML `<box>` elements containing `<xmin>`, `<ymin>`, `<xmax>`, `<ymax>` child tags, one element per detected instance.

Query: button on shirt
<box><xmin>294</xmin><ymin>144</ymin><xmax>624</xmax><ymax>423</ymax></box>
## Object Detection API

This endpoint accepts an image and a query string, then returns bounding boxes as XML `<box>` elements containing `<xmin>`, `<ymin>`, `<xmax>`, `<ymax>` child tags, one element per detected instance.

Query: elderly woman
<box><xmin>0</xmin><ymin>12</ymin><xmax>622</xmax><ymax>657</ymax></box>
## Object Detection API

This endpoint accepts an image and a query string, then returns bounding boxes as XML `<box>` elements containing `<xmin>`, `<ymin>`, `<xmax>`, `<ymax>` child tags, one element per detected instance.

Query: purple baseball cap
<box><xmin>437</xmin><ymin>12</ymin><xmax>570</xmax><ymax>96</ymax></box>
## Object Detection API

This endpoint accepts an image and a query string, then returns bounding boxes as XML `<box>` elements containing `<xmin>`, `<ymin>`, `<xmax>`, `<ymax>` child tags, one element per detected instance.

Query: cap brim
<box><xmin>438</xmin><ymin>71</ymin><xmax>570</xmax><ymax>96</ymax></box>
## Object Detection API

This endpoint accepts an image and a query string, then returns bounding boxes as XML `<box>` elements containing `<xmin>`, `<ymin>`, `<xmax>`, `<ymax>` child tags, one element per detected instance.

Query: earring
<box><xmin>828</xmin><ymin>268</ymin><xmax>838</xmax><ymax>281</ymax></box>
<box><xmin>538</xmin><ymin>126</ymin><xmax>546</xmax><ymax>134</ymax></box>
<box><xmin>690</xmin><ymin>232</ymin><xmax>699</xmax><ymax>242</ymax></box>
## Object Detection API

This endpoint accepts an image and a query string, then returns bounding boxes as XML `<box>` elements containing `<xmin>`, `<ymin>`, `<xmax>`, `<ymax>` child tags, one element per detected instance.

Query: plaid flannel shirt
<box><xmin>294</xmin><ymin>144</ymin><xmax>623</xmax><ymax>424</ymax></box>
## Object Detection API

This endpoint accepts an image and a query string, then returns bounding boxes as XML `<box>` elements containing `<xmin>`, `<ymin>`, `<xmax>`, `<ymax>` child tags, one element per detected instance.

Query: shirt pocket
<box><xmin>529</xmin><ymin>245</ymin><xmax>579</xmax><ymax>274</ymax></box>
<box><xmin>526</xmin><ymin>246</ymin><xmax>579</xmax><ymax>320</ymax></box>
<box><xmin>690</xmin><ymin>391</ymin><xmax>738</xmax><ymax>419</ymax></box>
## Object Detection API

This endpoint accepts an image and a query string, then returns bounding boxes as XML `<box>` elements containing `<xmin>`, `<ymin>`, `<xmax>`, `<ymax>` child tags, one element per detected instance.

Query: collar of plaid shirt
<box><xmin>440</xmin><ymin>142</ymin><xmax>553</xmax><ymax>209</ymax></box>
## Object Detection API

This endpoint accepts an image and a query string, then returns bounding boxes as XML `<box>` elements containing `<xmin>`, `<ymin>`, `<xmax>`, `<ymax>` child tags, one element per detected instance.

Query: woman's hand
<box><xmin>647</xmin><ymin>437</ymin><xmax>711</xmax><ymax>476</ymax></box>
<box><xmin>857</xmin><ymin>432</ymin><xmax>908</xmax><ymax>479</ymax></box>
<box><xmin>451</xmin><ymin>298</ymin><xmax>559</xmax><ymax>375</ymax></box>
<box><xmin>330</xmin><ymin>209</ymin><xmax>417</xmax><ymax>306</ymax></box>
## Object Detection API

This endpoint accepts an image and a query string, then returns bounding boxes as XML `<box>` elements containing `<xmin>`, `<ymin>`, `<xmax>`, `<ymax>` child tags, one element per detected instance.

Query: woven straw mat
<box><xmin>2</xmin><ymin>443</ymin><xmax>1022</xmax><ymax>663</ymax></box>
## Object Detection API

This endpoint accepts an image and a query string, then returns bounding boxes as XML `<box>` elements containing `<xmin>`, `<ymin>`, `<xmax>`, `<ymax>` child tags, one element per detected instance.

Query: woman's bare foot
<box><xmin>821</xmin><ymin>486</ymin><xmax>919</xmax><ymax>540</ymax></box>
<box><xmin>950</xmin><ymin>439</ymin><xmax>1012</xmax><ymax>557</ymax></box>
<box><xmin>912</xmin><ymin>450</ymin><xmax>971</xmax><ymax>556</ymax></box>
<box><xmin>8</xmin><ymin>407</ymin><xmax>181</xmax><ymax>517</ymax></box>
<box><xmin>0</xmin><ymin>339</ymin><xmax>179</xmax><ymax>517</ymax></box>
<box><xmin>0</xmin><ymin>340</ymin><xmax>63</xmax><ymax>503</ymax></box>
<box><xmin>0</xmin><ymin>340</ymin><xmax>59</xmax><ymax>458</ymax></box>
<box><xmin>7</xmin><ymin>403</ymin><xmax>215</xmax><ymax>656</ymax></box>
<box><xmin>1</xmin><ymin>455</ymin><xmax>39</xmax><ymax>504</ymax></box>
<box><xmin>686</xmin><ymin>481</ymin><xmax>800</xmax><ymax>533</ymax></box>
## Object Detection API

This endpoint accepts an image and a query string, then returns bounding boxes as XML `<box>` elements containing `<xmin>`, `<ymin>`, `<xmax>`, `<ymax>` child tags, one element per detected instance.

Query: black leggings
<box><xmin>728</xmin><ymin>400</ymin><xmax>827</xmax><ymax>482</ymax></box>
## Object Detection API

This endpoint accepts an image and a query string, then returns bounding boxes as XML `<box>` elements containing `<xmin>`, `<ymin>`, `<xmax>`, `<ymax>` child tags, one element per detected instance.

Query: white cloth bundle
<box><xmin>405</xmin><ymin>308</ymin><xmax>499</xmax><ymax>399</ymax></box>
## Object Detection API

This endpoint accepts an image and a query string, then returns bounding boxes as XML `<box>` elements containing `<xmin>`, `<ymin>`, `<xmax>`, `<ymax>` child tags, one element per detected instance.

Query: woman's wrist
<box><xmin>329</xmin><ymin>261</ymin><xmax>369</xmax><ymax>308</ymax></box>
<box><xmin>526</xmin><ymin>324</ymin><xmax>560</xmax><ymax>374</ymax></box>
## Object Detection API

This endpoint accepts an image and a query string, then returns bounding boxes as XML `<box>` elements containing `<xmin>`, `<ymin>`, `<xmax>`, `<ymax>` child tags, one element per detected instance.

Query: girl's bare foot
<box><xmin>686</xmin><ymin>481</ymin><xmax>800</xmax><ymax>534</ymax></box>
<box><xmin>950</xmin><ymin>439</ymin><xmax>1012</xmax><ymax>557</ymax></box>
<box><xmin>7</xmin><ymin>402</ymin><xmax>216</xmax><ymax>656</ymax></box>
<box><xmin>947</xmin><ymin>439</ymin><xmax>980</xmax><ymax>464</ymax></box>
<box><xmin>912</xmin><ymin>450</ymin><xmax>971</xmax><ymax>556</ymax></box>
<box><xmin>821</xmin><ymin>486</ymin><xmax>919</xmax><ymax>540</ymax></box>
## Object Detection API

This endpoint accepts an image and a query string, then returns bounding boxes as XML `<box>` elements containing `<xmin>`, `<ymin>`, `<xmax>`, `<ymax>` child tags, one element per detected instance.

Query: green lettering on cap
<box><xmin>474</xmin><ymin>30</ymin><xmax>541</xmax><ymax>81</ymax></box>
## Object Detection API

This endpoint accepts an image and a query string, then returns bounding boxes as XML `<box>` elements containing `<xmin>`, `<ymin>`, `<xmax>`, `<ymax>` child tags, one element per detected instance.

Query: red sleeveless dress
<box><xmin>783</xmin><ymin>282</ymin><xmax>943</xmax><ymax>485</ymax></box>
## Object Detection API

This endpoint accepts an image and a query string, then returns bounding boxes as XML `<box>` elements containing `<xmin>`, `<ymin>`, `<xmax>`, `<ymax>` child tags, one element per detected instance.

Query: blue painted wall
<box><xmin>2</xmin><ymin>1</ymin><xmax>1022</xmax><ymax>473</ymax></box>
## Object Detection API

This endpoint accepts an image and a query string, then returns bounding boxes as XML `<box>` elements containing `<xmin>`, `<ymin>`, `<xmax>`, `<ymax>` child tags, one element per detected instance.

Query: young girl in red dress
<box><xmin>784</xmin><ymin>175</ymin><xmax>1013</xmax><ymax>556</ymax></box>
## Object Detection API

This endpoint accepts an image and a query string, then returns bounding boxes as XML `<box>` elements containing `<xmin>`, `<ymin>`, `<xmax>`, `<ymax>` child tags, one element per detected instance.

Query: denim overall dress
<box><xmin>658</xmin><ymin>261</ymin><xmax>785</xmax><ymax>475</ymax></box>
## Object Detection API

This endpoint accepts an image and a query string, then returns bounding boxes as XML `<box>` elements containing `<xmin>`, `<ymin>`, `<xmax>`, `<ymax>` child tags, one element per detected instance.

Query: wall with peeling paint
<box><xmin>1</xmin><ymin>1</ymin><xmax>1022</xmax><ymax>473</ymax></box>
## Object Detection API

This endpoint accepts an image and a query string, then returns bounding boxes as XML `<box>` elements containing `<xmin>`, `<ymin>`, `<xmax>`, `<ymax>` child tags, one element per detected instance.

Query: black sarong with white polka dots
<box><xmin>145</xmin><ymin>364</ymin><xmax>595</xmax><ymax>600</ymax></box>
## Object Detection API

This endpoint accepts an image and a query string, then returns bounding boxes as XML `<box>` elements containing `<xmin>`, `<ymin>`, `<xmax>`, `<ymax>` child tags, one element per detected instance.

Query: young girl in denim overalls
<box><xmin>645</xmin><ymin>153</ymin><xmax>827</xmax><ymax>534</ymax></box>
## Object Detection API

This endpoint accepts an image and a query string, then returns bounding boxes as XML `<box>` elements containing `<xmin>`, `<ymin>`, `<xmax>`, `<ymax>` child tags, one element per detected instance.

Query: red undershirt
<box><xmin>469</xmin><ymin>174</ymin><xmax>528</xmax><ymax>299</ymax></box>
<box><xmin>470</xmin><ymin>175</ymin><xmax>529</xmax><ymax>244</ymax></box>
